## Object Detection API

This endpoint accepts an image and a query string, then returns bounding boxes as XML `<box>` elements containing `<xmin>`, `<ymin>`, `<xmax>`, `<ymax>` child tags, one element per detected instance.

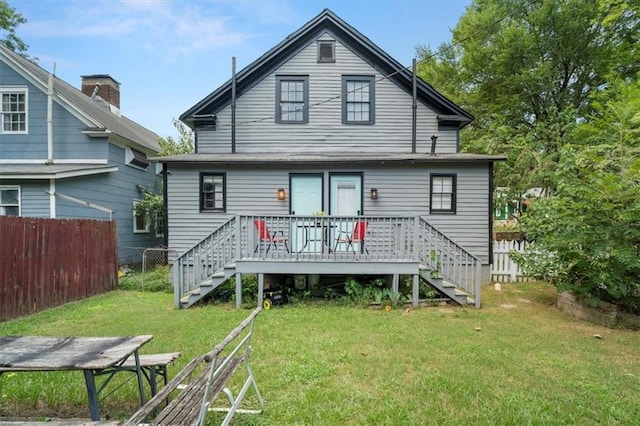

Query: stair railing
<box><xmin>172</xmin><ymin>216</ymin><xmax>238</xmax><ymax>308</ymax></box>
<box><xmin>417</xmin><ymin>217</ymin><xmax>482</xmax><ymax>307</ymax></box>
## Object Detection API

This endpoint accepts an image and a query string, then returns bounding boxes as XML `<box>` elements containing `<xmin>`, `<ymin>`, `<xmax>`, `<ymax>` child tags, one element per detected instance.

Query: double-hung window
<box><xmin>1</xmin><ymin>88</ymin><xmax>27</xmax><ymax>133</ymax></box>
<box><xmin>200</xmin><ymin>173</ymin><xmax>226</xmax><ymax>212</ymax></box>
<box><xmin>276</xmin><ymin>76</ymin><xmax>308</xmax><ymax>124</ymax></box>
<box><xmin>0</xmin><ymin>186</ymin><xmax>20</xmax><ymax>216</ymax></box>
<box><xmin>133</xmin><ymin>200</ymin><xmax>150</xmax><ymax>233</ymax></box>
<box><xmin>342</xmin><ymin>76</ymin><xmax>375</xmax><ymax>124</ymax></box>
<box><xmin>430</xmin><ymin>174</ymin><xmax>456</xmax><ymax>214</ymax></box>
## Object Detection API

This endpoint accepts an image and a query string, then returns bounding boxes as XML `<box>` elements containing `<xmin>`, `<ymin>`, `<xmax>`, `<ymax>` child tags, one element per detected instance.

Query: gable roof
<box><xmin>180</xmin><ymin>8</ymin><xmax>473</xmax><ymax>128</ymax></box>
<box><xmin>0</xmin><ymin>44</ymin><xmax>161</xmax><ymax>153</ymax></box>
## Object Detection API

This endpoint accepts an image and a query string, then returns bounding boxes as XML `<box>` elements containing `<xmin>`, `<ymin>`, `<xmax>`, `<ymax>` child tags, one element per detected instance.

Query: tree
<box><xmin>135</xmin><ymin>119</ymin><xmax>195</xmax><ymax>235</ymax></box>
<box><xmin>417</xmin><ymin>0</ymin><xmax>640</xmax><ymax>198</ymax></box>
<box><xmin>513</xmin><ymin>78</ymin><xmax>640</xmax><ymax>313</ymax></box>
<box><xmin>0</xmin><ymin>0</ymin><xmax>27</xmax><ymax>54</ymax></box>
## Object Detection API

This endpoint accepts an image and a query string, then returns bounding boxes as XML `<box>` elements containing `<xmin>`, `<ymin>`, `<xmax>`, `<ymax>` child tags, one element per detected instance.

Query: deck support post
<box><xmin>392</xmin><ymin>274</ymin><xmax>399</xmax><ymax>296</ymax></box>
<box><xmin>257</xmin><ymin>273</ymin><xmax>264</xmax><ymax>308</ymax></box>
<box><xmin>412</xmin><ymin>274</ymin><xmax>419</xmax><ymax>308</ymax></box>
<box><xmin>235</xmin><ymin>273</ymin><xmax>242</xmax><ymax>309</ymax></box>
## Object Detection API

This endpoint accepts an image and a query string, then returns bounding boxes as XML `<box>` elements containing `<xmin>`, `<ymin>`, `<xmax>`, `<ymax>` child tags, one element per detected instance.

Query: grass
<box><xmin>0</xmin><ymin>282</ymin><xmax>639</xmax><ymax>424</ymax></box>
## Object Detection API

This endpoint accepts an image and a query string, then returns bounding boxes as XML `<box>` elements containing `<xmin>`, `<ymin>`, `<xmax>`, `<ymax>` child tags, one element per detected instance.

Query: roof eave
<box><xmin>180</xmin><ymin>9</ymin><xmax>473</xmax><ymax>126</ymax></box>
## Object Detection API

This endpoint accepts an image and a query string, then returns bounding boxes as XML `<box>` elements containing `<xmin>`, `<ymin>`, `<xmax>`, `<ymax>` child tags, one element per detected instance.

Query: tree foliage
<box><xmin>417</xmin><ymin>0</ymin><xmax>640</xmax><ymax>198</ymax></box>
<box><xmin>135</xmin><ymin>119</ymin><xmax>195</xmax><ymax>234</ymax></box>
<box><xmin>418</xmin><ymin>0</ymin><xmax>640</xmax><ymax>310</ymax></box>
<box><xmin>0</xmin><ymin>0</ymin><xmax>27</xmax><ymax>53</ymax></box>
<box><xmin>513</xmin><ymin>79</ymin><xmax>640</xmax><ymax>313</ymax></box>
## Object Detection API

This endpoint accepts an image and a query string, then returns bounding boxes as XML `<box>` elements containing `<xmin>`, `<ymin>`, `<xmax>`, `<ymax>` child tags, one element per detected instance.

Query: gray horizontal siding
<box><xmin>0</xmin><ymin>62</ymin><xmax>107</xmax><ymax>161</ymax></box>
<box><xmin>55</xmin><ymin>143</ymin><xmax>162</xmax><ymax>250</ymax></box>
<box><xmin>167</xmin><ymin>162</ymin><xmax>489</xmax><ymax>262</ymax></box>
<box><xmin>197</xmin><ymin>32</ymin><xmax>457</xmax><ymax>155</ymax></box>
<box><xmin>0</xmin><ymin>180</ymin><xmax>51</xmax><ymax>217</ymax></box>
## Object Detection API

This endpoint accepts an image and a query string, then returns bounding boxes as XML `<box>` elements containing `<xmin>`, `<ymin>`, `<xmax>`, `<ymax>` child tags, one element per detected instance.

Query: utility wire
<box><xmin>207</xmin><ymin>0</ymin><xmax>538</xmax><ymax>130</ymax></box>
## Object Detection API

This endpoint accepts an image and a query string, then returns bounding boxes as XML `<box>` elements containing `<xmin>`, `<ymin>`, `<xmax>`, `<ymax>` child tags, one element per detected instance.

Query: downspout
<box><xmin>47</xmin><ymin>70</ymin><xmax>54</xmax><ymax>163</ymax></box>
<box><xmin>47</xmin><ymin>69</ymin><xmax>55</xmax><ymax>217</ymax></box>
<box><xmin>411</xmin><ymin>58</ymin><xmax>417</xmax><ymax>154</ymax></box>
<box><xmin>488</xmin><ymin>161</ymin><xmax>495</xmax><ymax>266</ymax></box>
<box><xmin>231</xmin><ymin>56</ymin><xmax>236</xmax><ymax>154</ymax></box>
<box><xmin>49</xmin><ymin>180</ymin><xmax>56</xmax><ymax>218</ymax></box>
<box><xmin>163</xmin><ymin>163</ymin><xmax>169</xmax><ymax>248</ymax></box>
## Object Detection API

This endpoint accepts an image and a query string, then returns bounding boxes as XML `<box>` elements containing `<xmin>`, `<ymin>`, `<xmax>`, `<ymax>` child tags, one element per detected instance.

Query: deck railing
<box><xmin>172</xmin><ymin>215</ymin><xmax>481</xmax><ymax>306</ymax></box>
<box><xmin>417</xmin><ymin>217</ymin><xmax>482</xmax><ymax>307</ymax></box>
<box><xmin>172</xmin><ymin>216</ymin><xmax>238</xmax><ymax>307</ymax></box>
<box><xmin>239</xmin><ymin>215</ymin><xmax>418</xmax><ymax>261</ymax></box>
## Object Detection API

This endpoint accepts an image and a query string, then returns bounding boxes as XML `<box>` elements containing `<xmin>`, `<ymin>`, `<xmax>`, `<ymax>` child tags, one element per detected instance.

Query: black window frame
<box><xmin>430</xmin><ymin>174</ymin><xmax>457</xmax><ymax>214</ymax></box>
<box><xmin>342</xmin><ymin>75</ymin><xmax>375</xmax><ymax>125</ymax></box>
<box><xmin>200</xmin><ymin>172</ymin><xmax>226</xmax><ymax>212</ymax></box>
<box><xmin>317</xmin><ymin>40</ymin><xmax>336</xmax><ymax>63</ymax></box>
<box><xmin>275</xmin><ymin>75</ymin><xmax>309</xmax><ymax>124</ymax></box>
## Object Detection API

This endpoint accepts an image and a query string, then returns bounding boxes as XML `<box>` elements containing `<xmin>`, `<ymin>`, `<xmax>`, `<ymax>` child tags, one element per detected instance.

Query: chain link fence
<box><xmin>119</xmin><ymin>246</ymin><xmax>177</xmax><ymax>292</ymax></box>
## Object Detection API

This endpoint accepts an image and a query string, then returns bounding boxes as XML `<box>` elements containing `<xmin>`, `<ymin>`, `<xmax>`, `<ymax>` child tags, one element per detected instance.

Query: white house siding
<box><xmin>167</xmin><ymin>162</ymin><xmax>489</xmax><ymax>263</ymax></box>
<box><xmin>197</xmin><ymin>32</ymin><xmax>458</xmax><ymax>155</ymax></box>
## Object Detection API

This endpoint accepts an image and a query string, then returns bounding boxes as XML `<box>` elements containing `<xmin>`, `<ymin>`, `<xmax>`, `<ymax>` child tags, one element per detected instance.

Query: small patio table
<box><xmin>0</xmin><ymin>334</ymin><xmax>153</xmax><ymax>421</ymax></box>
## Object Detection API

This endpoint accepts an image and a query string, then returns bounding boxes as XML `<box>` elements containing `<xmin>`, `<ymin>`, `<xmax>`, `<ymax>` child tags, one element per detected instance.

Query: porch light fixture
<box><xmin>277</xmin><ymin>188</ymin><xmax>286</xmax><ymax>201</ymax></box>
<box><xmin>370</xmin><ymin>188</ymin><xmax>378</xmax><ymax>200</ymax></box>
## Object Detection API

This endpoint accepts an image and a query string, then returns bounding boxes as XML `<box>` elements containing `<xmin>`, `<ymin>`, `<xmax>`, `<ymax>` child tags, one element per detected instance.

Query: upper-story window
<box><xmin>342</xmin><ymin>76</ymin><xmax>375</xmax><ymax>125</ymax></box>
<box><xmin>275</xmin><ymin>75</ymin><xmax>309</xmax><ymax>124</ymax></box>
<box><xmin>317</xmin><ymin>41</ymin><xmax>335</xmax><ymax>63</ymax></box>
<box><xmin>1</xmin><ymin>88</ymin><xmax>27</xmax><ymax>134</ymax></box>
<box><xmin>0</xmin><ymin>186</ymin><xmax>21</xmax><ymax>216</ymax></box>
<box><xmin>200</xmin><ymin>173</ymin><xmax>226</xmax><ymax>212</ymax></box>
<box><xmin>430</xmin><ymin>174</ymin><xmax>456</xmax><ymax>214</ymax></box>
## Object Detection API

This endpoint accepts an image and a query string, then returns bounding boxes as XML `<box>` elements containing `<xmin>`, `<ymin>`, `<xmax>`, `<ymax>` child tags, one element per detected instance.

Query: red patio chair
<box><xmin>254</xmin><ymin>219</ymin><xmax>289</xmax><ymax>254</ymax></box>
<box><xmin>333</xmin><ymin>221</ymin><xmax>369</xmax><ymax>254</ymax></box>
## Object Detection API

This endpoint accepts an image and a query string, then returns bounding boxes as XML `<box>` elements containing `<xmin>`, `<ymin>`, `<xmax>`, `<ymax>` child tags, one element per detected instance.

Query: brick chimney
<box><xmin>81</xmin><ymin>74</ymin><xmax>121</xmax><ymax>109</ymax></box>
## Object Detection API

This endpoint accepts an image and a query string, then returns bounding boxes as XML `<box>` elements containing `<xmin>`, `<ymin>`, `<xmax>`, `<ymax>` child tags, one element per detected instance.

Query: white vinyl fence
<box><xmin>491</xmin><ymin>240</ymin><xmax>531</xmax><ymax>283</ymax></box>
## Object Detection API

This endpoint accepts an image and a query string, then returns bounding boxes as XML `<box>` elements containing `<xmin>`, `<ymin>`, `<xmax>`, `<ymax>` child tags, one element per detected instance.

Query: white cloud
<box><xmin>22</xmin><ymin>0</ymin><xmax>253</xmax><ymax>58</ymax></box>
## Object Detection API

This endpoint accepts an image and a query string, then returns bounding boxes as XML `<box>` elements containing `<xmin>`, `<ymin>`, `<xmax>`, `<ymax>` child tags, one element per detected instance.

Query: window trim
<box><xmin>1</xmin><ymin>87</ymin><xmax>28</xmax><ymax>134</ymax></box>
<box><xmin>200</xmin><ymin>172</ymin><xmax>227</xmax><ymax>212</ymax></box>
<box><xmin>342</xmin><ymin>75</ymin><xmax>375</xmax><ymax>125</ymax></box>
<box><xmin>275</xmin><ymin>75</ymin><xmax>309</xmax><ymax>124</ymax></box>
<box><xmin>0</xmin><ymin>185</ymin><xmax>21</xmax><ymax>216</ymax></box>
<box><xmin>317</xmin><ymin>40</ymin><xmax>336</xmax><ymax>63</ymax></box>
<box><xmin>133</xmin><ymin>200</ymin><xmax>150</xmax><ymax>233</ymax></box>
<box><xmin>430</xmin><ymin>174</ymin><xmax>457</xmax><ymax>214</ymax></box>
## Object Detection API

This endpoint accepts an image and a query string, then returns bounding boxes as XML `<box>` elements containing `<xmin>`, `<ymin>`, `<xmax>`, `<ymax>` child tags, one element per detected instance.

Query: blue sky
<box><xmin>13</xmin><ymin>0</ymin><xmax>470</xmax><ymax>140</ymax></box>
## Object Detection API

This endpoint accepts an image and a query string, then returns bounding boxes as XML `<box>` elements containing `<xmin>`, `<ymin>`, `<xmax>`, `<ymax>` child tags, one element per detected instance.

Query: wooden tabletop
<box><xmin>0</xmin><ymin>335</ymin><xmax>153</xmax><ymax>371</ymax></box>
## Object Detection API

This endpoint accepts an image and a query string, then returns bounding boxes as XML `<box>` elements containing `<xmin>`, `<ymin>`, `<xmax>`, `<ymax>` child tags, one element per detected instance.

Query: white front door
<box><xmin>329</xmin><ymin>174</ymin><xmax>363</xmax><ymax>251</ymax></box>
<box><xmin>290</xmin><ymin>175</ymin><xmax>323</xmax><ymax>252</ymax></box>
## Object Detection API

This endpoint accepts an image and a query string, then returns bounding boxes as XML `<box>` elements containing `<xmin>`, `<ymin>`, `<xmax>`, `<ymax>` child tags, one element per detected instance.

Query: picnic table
<box><xmin>0</xmin><ymin>335</ymin><xmax>153</xmax><ymax>421</ymax></box>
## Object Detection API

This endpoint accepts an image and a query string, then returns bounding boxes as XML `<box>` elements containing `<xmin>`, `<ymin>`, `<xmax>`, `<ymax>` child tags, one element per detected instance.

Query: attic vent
<box><xmin>317</xmin><ymin>41</ymin><xmax>335</xmax><ymax>63</ymax></box>
<box><xmin>126</xmin><ymin>147</ymin><xmax>149</xmax><ymax>170</ymax></box>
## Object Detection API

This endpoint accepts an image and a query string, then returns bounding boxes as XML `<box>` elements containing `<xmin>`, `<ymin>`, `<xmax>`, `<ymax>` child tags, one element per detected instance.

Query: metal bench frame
<box><xmin>124</xmin><ymin>306</ymin><xmax>263</xmax><ymax>426</ymax></box>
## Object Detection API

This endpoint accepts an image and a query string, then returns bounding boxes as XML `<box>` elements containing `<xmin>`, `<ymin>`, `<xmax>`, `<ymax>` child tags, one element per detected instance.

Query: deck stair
<box><xmin>179</xmin><ymin>263</ymin><xmax>236</xmax><ymax>308</ymax></box>
<box><xmin>419</xmin><ymin>265</ymin><xmax>473</xmax><ymax>306</ymax></box>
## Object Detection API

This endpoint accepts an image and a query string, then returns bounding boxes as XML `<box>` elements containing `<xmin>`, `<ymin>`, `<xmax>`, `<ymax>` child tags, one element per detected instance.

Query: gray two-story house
<box><xmin>160</xmin><ymin>9</ymin><xmax>504</xmax><ymax>309</ymax></box>
<box><xmin>0</xmin><ymin>44</ymin><xmax>162</xmax><ymax>263</ymax></box>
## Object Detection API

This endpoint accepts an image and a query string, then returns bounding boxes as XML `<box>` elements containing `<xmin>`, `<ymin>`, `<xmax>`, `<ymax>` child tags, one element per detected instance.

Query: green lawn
<box><xmin>0</xmin><ymin>283</ymin><xmax>638</xmax><ymax>425</ymax></box>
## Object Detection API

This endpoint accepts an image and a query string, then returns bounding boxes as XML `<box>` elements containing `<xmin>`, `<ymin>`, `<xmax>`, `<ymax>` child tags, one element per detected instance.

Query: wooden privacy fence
<box><xmin>491</xmin><ymin>239</ymin><xmax>530</xmax><ymax>283</ymax></box>
<box><xmin>0</xmin><ymin>216</ymin><xmax>118</xmax><ymax>322</ymax></box>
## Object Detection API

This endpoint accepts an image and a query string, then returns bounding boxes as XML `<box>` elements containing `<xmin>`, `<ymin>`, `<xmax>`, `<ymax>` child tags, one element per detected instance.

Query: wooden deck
<box><xmin>172</xmin><ymin>215</ymin><xmax>482</xmax><ymax>308</ymax></box>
